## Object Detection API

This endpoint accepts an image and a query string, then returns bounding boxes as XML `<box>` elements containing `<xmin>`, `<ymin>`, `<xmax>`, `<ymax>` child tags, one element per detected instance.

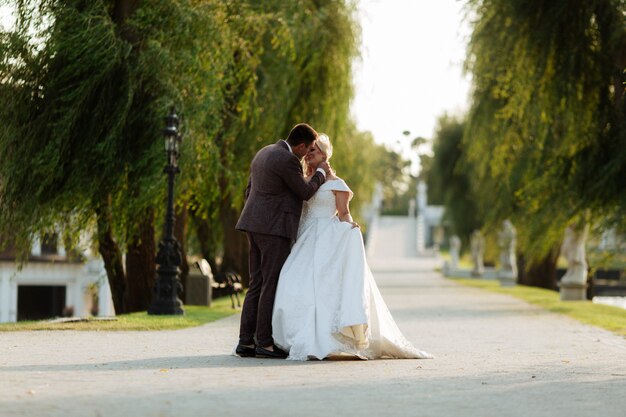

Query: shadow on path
<box><xmin>0</xmin><ymin>354</ymin><xmax>374</xmax><ymax>372</ymax></box>
<box><xmin>2</xmin><ymin>366</ymin><xmax>624</xmax><ymax>417</ymax></box>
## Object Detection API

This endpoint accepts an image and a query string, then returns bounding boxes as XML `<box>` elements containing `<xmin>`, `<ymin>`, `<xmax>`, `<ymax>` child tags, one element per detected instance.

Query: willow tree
<box><xmin>0</xmin><ymin>0</ymin><xmax>368</xmax><ymax>309</ymax></box>
<box><xmin>186</xmin><ymin>0</ymin><xmax>363</xmax><ymax>281</ymax></box>
<box><xmin>0</xmin><ymin>0</ymin><xmax>272</xmax><ymax>312</ymax></box>
<box><xmin>429</xmin><ymin>115</ymin><xmax>481</xmax><ymax>247</ymax></box>
<box><xmin>464</xmin><ymin>0</ymin><xmax>625</xmax><ymax>287</ymax></box>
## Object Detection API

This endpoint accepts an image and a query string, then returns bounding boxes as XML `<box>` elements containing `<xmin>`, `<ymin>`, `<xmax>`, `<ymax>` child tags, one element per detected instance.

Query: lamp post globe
<box><xmin>148</xmin><ymin>109</ymin><xmax>185</xmax><ymax>316</ymax></box>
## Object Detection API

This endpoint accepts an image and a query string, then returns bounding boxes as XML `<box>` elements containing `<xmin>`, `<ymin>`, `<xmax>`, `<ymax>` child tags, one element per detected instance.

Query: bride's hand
<box><xmin>349</xmin><ymin>221</ymin><xmax>360</xmax><ymax>229</ymax></box>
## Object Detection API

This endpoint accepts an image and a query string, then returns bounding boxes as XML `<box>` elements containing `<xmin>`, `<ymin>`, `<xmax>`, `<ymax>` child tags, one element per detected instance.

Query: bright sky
<box><xmin>352</xmin><ymin>0</ymin><xmax>472</xmax><ymax>163</ymax></box>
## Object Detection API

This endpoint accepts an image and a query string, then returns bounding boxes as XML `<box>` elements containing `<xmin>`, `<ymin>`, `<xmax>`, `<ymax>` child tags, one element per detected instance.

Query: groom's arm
<box><xmin>281</xmin><ymin>158</ymin><xmax>325</xmax><ymax>201</ymax></box>
<box><xmin>244</xmin><ymin>176</ymin><xmax>251</xmax><ymax>201</ymax></box>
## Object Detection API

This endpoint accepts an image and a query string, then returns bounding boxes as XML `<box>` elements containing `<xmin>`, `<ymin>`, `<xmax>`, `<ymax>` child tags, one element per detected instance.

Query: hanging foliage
<box><xmin>0</xmin><ymin>0</ymin><xmax>390</xmax><ymax>309</ymax></box>
<box><xmin>464</xmin><ymin>0</ymin><xmax>626</xmax><ymax>262</ymax></box>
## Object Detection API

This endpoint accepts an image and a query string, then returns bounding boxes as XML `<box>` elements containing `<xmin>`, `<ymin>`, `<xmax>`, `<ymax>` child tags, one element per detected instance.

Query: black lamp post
<box><xmin>148</xmin><ymin>109</ymin><xmax>184</xmax><ymax>315</ymax></box>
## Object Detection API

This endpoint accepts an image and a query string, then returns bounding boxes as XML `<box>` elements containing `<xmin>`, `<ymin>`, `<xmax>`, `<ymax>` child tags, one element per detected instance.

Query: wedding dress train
<box><xmin>272</xmin><ymin>179</ymin><xmax>432</xmax><ymax>360</ymax></box>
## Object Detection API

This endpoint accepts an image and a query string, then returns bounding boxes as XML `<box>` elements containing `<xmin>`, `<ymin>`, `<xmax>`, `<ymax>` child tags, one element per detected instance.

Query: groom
<box><xmin>235</xmin><ymin>123</ymin><xmax>330</xmax><ymax>358</ymax></box>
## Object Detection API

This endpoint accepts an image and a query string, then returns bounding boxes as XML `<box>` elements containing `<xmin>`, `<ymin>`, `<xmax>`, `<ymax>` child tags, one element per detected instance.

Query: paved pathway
<box><xmin>1</xmin><ymin>217</ymin><xmax>625</xmax><ymax>417</ymax></box>
<box><xmin>367</xmin><ymin>216</ymin><xmax>417</xmax><ymax>258</ymax></box>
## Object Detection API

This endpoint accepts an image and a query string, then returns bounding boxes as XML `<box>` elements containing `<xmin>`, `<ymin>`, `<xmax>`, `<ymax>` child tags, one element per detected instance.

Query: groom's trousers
<box><xmin>239</xmin><ymin>231</ymin><xmax>291</xmax><ymax>348</ymax></box>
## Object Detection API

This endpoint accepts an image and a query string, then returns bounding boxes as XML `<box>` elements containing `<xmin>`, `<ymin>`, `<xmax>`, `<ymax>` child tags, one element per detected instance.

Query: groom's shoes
<box><xmin>235</xmin><ymin>344</ymin><xmax>256</xmax><ymax>358</ymax></box>
<box><xmin>255</xmin><ymin>345</ymin><xmax>288</xmax><ymax>359</ymax></box>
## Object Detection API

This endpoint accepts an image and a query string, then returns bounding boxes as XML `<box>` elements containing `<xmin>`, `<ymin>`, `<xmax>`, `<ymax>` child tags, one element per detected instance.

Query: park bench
<box><xmin>195</xmin><ymin>259</ymin><xmax>243</xmax><ymax>309</ymax></box>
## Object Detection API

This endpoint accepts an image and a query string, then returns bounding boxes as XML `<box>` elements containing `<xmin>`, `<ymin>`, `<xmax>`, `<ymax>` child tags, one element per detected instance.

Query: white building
<box><xmin>0</xmin><ymin>235</ymin><xmax>114</xmax><ymax>323</ymax></box>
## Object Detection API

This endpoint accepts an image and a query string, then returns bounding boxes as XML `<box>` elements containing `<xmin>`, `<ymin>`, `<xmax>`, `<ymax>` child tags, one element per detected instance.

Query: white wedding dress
<box><xmin>272</xmin><ymin>178</ymin><xmax>432</xmax><ymax>360</ymax></box>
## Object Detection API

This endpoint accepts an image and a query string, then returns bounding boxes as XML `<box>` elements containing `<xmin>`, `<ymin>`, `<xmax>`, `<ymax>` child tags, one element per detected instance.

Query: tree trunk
<box><xmin>96</xmin><ymin>196</ymin><xmax>127</xmax><ymax>314</ymax></box>
<box><xmin>112</xmin><ymin>0</ymin><xmax>142</xmax><ymax>47</ymax></box>
<box><xmin>124</xmin><ymin>209</ymin><xmax>156</xmax><ymax>312</ymax></box>
<box><xmin>519</xmin><ymin>247</ymin><xmax>560</xmax><ymax>290</ymax></box>
<box><xmin>113</xmin><ymin>0</ymin><xmax>142</xmax><ymax>23</ymax></box>
<box><xmin>174</xmin><ymin>204</ymin><xmax>190</xmax><ymax>295</ymax></box>
<box><xmin>516</xmin><ymin>253</ymin><xmax>527</xmax><ymax>286</ymax></box>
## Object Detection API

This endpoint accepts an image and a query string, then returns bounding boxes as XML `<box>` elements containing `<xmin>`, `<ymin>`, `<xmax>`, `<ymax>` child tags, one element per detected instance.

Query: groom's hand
<box><xmin>318</xmin><ymin>161</ymin><xmax>332</xmax><ymax>176</ymax></box>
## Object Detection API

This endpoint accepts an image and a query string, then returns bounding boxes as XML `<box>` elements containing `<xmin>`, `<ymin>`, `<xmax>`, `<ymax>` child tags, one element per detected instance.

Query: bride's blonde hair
<box><xmin>316</xmin><ymin>133</ymin><xmax>333</xmax><ymax>160</ymax></box>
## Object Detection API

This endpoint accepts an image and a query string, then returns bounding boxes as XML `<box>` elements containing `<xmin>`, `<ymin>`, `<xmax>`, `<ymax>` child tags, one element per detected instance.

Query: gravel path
<box><xmin>1</xmin><ymin>256</ymin><xmax>625</xmax><ymax>417</ymax></box>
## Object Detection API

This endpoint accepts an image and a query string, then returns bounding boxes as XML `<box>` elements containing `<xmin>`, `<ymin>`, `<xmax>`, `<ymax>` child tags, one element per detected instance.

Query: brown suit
<box><xmin>236</xmin><ymin>140</ymin><xmax>325</xmax><ymax>347</ymax></box>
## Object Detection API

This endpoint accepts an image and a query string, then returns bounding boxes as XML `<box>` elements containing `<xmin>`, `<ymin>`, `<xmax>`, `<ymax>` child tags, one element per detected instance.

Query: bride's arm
<box><xmin>334</xmin><ymin>191</ymin><xmax>359</xmax><ymax>228</ymax></box>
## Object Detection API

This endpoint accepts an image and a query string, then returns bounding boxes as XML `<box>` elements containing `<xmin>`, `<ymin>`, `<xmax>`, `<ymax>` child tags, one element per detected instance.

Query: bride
<box><xmin>272</xmin><ymin>134</ymin><xmax>432</xmax><ymax>361</ymax></box>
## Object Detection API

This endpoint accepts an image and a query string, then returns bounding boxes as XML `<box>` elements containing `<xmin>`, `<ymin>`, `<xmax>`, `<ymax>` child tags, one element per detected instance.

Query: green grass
<box><xmin>0</xmin><ymin>296</ymin><xmax>239</xmax><ymax>332</ymax></box>
<box><xmin>450</xmin><ymin>278</ymin><xmax>626</xmax><ymax>337</ymax></box>
<box><xmin>439</xmin><ymin>250</ymin><xmax>473</xmax><ymax>269</ymax></box>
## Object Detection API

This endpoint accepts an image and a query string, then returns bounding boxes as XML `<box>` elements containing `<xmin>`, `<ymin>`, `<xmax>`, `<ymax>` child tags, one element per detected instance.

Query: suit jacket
<box><xmin>236</xmin><ymin>140</ymin><xmax>325</xmax><ymax>240</ymax></box>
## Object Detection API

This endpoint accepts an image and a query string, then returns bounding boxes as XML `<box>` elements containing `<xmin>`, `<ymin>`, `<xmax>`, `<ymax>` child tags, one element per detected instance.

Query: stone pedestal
<box><xmin>497</xmin><ymin>270</ymin><xmax>516</xmax><ymax>287</ymax></box>
<box><xmin>559</xmin><ymin>282</ymin><xmax>587</xmax><ymax>301</ymax></box>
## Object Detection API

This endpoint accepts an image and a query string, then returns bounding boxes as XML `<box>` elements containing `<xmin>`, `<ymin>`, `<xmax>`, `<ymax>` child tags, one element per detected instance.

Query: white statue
<box><xmin>470</xmin><ymin>230</ymin><xmax>485</xmax><ymax>277</ymax></box>
<box><xmin>450</xmin><ymin>235</ymin><xmax>461</xmax><ymax>270</ymax></box>
<box><xmin>559</xmin><ymin>224</ymin><xmax>589</xmax><ymax>300</ymax></box>
<box><xmin>497</xmin><ymin>220</ymin><xmax>517</xmax><ymax>282</ymax></box>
